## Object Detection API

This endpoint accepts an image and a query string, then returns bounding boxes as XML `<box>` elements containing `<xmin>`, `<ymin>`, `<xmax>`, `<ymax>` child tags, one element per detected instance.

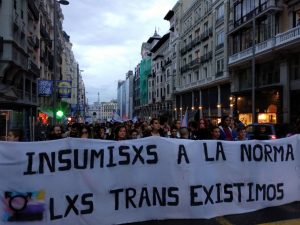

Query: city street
<box><xmin>126</xmin><ymin>201</ymin><xmax>300</xmax><ymax>225</ymax></box>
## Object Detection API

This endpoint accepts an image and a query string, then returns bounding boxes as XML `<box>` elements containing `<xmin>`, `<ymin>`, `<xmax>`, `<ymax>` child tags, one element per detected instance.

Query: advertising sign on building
<box><xmin>38</xmin><ymin>80</ymin><xmax>53</xmax><ymax>97</ymax></box>
<box><xmin>57</xmin><ymin>80</ymin><xmax>72</xmax><ymax>98</ymax></box>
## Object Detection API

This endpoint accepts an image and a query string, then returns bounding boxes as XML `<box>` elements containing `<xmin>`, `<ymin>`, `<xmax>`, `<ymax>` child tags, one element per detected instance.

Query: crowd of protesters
<box><xmin>3</xmin><ymin>116</ymin><xmax>300</xmax><ymax>142</ymax></box>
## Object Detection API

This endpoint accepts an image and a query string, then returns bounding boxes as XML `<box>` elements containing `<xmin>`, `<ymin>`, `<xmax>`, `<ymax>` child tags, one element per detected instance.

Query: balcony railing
<box><xmin>192</xmin><ymin>36</ymin><xmax>201</xmax><ymax>47</ymax></box>
<box><xmin>175</xmin><ymin>78</ymin><xmax>208</xmax><ymax>92</ymax></box>
<box><xmin>215</xmin><ymin>43</ymin><xmax>224</xmax><ymax>51</ymax></box>
<box><xmin>180</xmin><ymin>64</ymin><xmax>189</xmax><ymax>73</ymax></box>
<box><xmin>180</xmin><ymin>46</ymin><xmax>187</xmax><ymax>55</ymax></box>
<box><xmin>233</xmin><ymin>0</ymin><xmax>279</xmax><ymax>30</ymax></box>
<box><xmin>28</xmin><ymin>0</ymin><xmax>39</xmax><ymax>21</ymax></box>
<box><xmin>229</xmin><ymin>26</ymin><xmax>300</xmax><ymax>65</ymax></box>
<box><xmin>215</xmin><ymin>71</ymin><xmax>223</xmax><ymax>78</ymax></box>
<box><xmin>189</xmin><ymin>58</ymin><xmax>201</xmax><ymax>69</ymax></box>
<box><xmin>27</xmin><ymin>35</ymin><xmax>39</xmax><ymax>49</ymax></box>
<box><xmin>40</xmin><ymin>24</ymin><xmax>50</xmax><ymax>40</ymax></box>
<box><xmin>200</xmin><ymin>51</ymin><xmax>212</xmax><ymax>63</ymax></box>
<box><xmin>187</xmin><ymin>42</ymin><xmax>193</xmax><ymax>51</ymax></box>
<box><xmin>276</xmin><ymin>25</ymin><xmax>300</xmax><ymax>46</ymax></box>
<box><xmin>164</xmin><ymin>59</ymin><xmax>172</xmax><ymax>66</ymax></box>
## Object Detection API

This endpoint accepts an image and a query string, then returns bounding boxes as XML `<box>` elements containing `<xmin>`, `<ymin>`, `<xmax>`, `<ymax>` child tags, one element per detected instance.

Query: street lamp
<box><xmin>52</xmin><ymin>0</ymin><xmax>69</xmax><ymax>125</ymax></box>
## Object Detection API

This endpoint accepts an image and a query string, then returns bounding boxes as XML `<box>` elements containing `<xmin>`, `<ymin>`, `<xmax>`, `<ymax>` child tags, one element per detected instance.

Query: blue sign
<box><xmin>38</xmin><ymin>80</ymin><xmax>53</xmax><ymax>97</ymax></box>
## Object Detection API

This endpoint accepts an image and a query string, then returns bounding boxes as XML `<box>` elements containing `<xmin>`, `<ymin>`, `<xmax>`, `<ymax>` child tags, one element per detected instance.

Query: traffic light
<box><xmin>56</xmin><ymin>110</ymin><xmax>64</xmax><ymax>119</ymax></box>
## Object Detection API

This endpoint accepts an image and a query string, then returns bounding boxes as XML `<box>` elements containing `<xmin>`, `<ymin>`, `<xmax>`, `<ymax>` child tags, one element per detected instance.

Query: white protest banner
<box><xmin>0</xmin><ymin>135</ymin><xmax>300</xmax><ymax>225</ymax></box>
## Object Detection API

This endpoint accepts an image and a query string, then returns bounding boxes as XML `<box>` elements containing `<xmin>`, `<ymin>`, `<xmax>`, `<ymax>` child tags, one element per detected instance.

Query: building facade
<box><xmin>0</xmin><ymin>0</ymin><xmax>83</xmax><ymax>139</ymax></box>
<box><xmin>117</xmin><ymin>70</ymin><xmax>134</xmax><ymax>120</ymax></box>
<box><xmin>228</xmin><ymin>0</ymin><xmax>300</xmax><ymax>124</ymax></box>
<box><xmin>149</xmin><ymin>32</ymin><xmax>173</xmax><ymax>121</ymax></box>
<box><xmin>169</xmin><ymin>0</ymin><xmax>231</xmax><ymax>124</ymax></box>
<box><xmin>0</xmin><ymin>0</ymin><xmax>40</xmax><ymax>140</ymax></box>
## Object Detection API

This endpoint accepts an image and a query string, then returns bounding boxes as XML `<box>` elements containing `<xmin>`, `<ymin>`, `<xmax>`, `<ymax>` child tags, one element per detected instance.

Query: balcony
<box><xmin>229</xmin><ymin>26</ymin><xmax>300</xmax><ymax>65</ymax></box>
<box><xmin>189</xmin><ymin>58</ymin><xmax>201</xmax><ymax>69</ymax></box>
<box><xmin>180</xmin><ymin>64</ymin><xmax>189</xmax><ymax>73</ymax></box>
<box><xmin>180</xmin><ymin>46</ymin><xmax>187</xmax><ymax>55</ymax></box>
<box><xmin>192</xmin><ymin>36</ymin><xmax>201</xmax><ymax>47</ymax></box>
<box><xmin>215</xmin><ymin>16</ymin><xmax>224</xmax><ymax>25</ymax></box>
<box><xmin>200</xmin><ymin>51</ymin><xmax>212</xmax><ymax>63</ymax></box>
<box><xmin>151</xmin><ymin>71</ymin><xmax>156</xmax><ymax>78</ymax></box>
<box><xmin>13</xmin><ymin>12</ymin><xmax>19</xmax><ymax>31</ymax></box>
<box><xmin>28</xmin><ymin>60</ymin><xmax>40</xmax><ymax>77</ymax></box>
<box><xmin>27</xmin><ymin>35</ymin><xmax>39</xmax><ymax>49</ymax></box>
<box><xmin>215</xmin><ymin>43</ymin><xmax>224</xmax><ymax>51</ymax></box>
<box><xmin>175</xmin><ymin>79</ymin><xmax>208</xmax><ymax>92</ymax></box>
<box><xmin>215</xmin><ymin>71</ymin><xmax>223</xmax><ymax>78</ymax></box>
<box><xmin>40</xmin><ymin>24</ymin><xmax>50</xmax><ymax>40</ymax></box>
<box><xmin>230</xmin><ymin>0</ymin><xmax>282</xmax><ymax>32</ymax></box>
<box><xmin>200</xmin><ymin>30</ymin><xmax>209</xmax><ymax>41</ymax></box>
<box><xmin>164</xmin><ymin>58</ymin><xmax>172</xmax><ymax>66</ymax></box>
<box><xmin>187</xmin><ymin>42</ymin><xmax>193</xmax><ymax>51</ymax></box>
<box><xmin>275</xmin><ymin>26</ymin><xmax>300</xmax><ymax>47</ymax></box>
<box><xmin>28</xmin><ymin>0</ymin><xmax>39</xmax><ymax>21</ymax></box>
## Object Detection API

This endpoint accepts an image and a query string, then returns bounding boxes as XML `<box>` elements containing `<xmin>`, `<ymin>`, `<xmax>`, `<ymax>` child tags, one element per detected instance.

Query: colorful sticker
<box><xmin>2</xmin><ymin>190</ymin><xmax>45</xmax><ymax>222</ymax></box>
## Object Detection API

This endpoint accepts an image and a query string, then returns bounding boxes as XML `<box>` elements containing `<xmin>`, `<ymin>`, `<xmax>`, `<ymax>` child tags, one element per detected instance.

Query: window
<box><xmin>188</xmin><ymin>54</ymin><xmax>192</xmax><ymax>63</ymax></box>
<box><xmin>258</xmin><ymin>17</ymin><xmax>271</xmax><ymax>42</ymax></box>
<box><xmin>216</xmin><ymin>4</ymin><xmax>224</xmax><ymax>21</ymax></box>
<box><xmin>239</xmin><ymin>68</ymin><xmax>252</xmax><ymax>90</ymax></box>
<box><xmin>216</xmin><ymin>58</ymin><xmax>224</xmax><ymax>76</ymax></box>
<box><xmin>204</xmin><ymin>45</ymin><xmax>208</xmax><ymax>55</ymax></box>
<box><xmin>203</xmin><ymin>67</ymin><xmax>208</xmax><ymax>78</ymax></box>
<box><xmin>195</xmin><ymin>29</ymin><xmax>200</xmax><ymax>38</ymax></box>
<box><xmin>204</xmin><ymin>22</ymin><xmax>208</xmax><ymax>32</ymax></box>
<box><xmin>216</xmin><ymin>31</ymin><xmax>224</xmax><ymax>46</ymax></box>
<box><xmin>290</xmin><ymin>54</ymin><xmax>300</xmax><ymax>80</ymax></box>
<box><xmin>195</xmin><ymin>50</ymin><xmax>200</xmax><ymax>59</ymax></box>
<box><xmin>234</xmin><ymin>3</ymin><xmax>241</xmax><ymax>24</ymax></box>
<box><xmin>195</xmin><ymin>71</ymin><xmax>199</xmax><ymax>80</ymax></box>
<box><xmin>188</xmin><ymin>74</ymin><xmax>191</xmax><ymax>83</ymax></box>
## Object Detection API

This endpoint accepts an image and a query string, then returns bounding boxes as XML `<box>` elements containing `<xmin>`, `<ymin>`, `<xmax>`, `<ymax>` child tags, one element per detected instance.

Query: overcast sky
<box><xmin>61</xmin><ymin>0</ymin><xmax>178</xmax><ymax>104</ymax></box>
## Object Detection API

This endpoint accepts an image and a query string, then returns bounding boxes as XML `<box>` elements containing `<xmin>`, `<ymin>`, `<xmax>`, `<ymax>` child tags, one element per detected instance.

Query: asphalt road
<box><xmin>122</xmin><ymin>201</ymin><xmax>300</xmax><ymax>225</ymax></box>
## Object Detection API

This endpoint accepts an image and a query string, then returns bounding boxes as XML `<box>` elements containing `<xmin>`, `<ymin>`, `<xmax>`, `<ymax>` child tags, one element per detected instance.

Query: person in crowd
<box><xmin>161</xmin><ymin>123</ymin><xmax>171</xmax><ymax>137</ymax></box>
<box><xmin>133</xmin><ymin>123</ymin><xmax>143</xmax><ymax>138</ymax></box>
<box><xmin>145</xmin><ymin>118</ymin><xmax>162</xmax><ymax>137</ymax></box>
<box><xmin>197</xmin><ymin>118</ymin><xmax>210</xmax><ymax>140</ymax></box>
<box><xmin>129</xmin><ymin>129</ymin><xmax>139</xmax><ymax>139</ymax></box>
<box><xmin>179</xmin><ymin>127</ymin><xmax>189</xmax><ymax>139</ymax></box>
<box><xmin>80</xmin><ymin>125</ymin><xmax>91</xmax><ymax>138</ymax></box>
<box><xmin>234</xmin><ymin>126</ymin><xmax>248</xmax><ymax>141</ymax></box>
<box><xmin>65</xmin><ymin>123</ymin><xmax>80</xmax><ymax>138</ymax></box>
<box><xmin>170</xmin><ymin>125</ymin><xmax>178</xmax><ymax>138</ymax></box>
<box><xmin>219</xmin><ymin>115</ymin><xmax>235</xmax><ymax>141</ymax></box>
<box><xmin>114</xmin><ymin>125</ymin><xmax>127</xmax><ymax>141</ymax></box>
<box><xmin>48</xmin><ymin>125</ymin><xmax>63</xmax><ymax>140</ymax></box>
<box><xmin>7</xmin><ymin>128</ymin><xmax>23</xmax><ymax>142</ymax></box>
<box><xmin>173</xmin><ymin>119</ymin><xmax>181</xmax><ymax>138</ymax></box>
<box><xmin>188</xmin><ymin>120</ymin><xmax>198</xmax><ymax>140</ymax></box>
<box><xmin>210</xmin><ymin>126</ymin><xmax>221</xmax><ymax>140</ymax></box>
<box><xmin>96</xmin><ymin>126</ymin><xmax>108</xmax><ymax>139</ymax></box>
